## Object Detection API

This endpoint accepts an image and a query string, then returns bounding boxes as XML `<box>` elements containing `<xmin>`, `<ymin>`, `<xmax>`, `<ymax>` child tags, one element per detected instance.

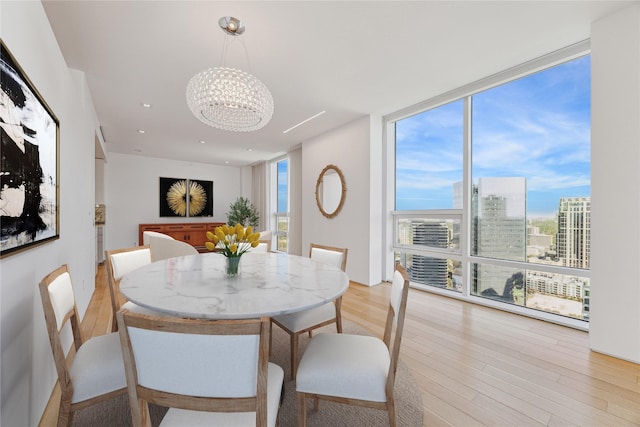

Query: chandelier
<box><xmin>186</xmin><ymin>16</ymin><xmax>274</xmax><ymax>132</ymax></box>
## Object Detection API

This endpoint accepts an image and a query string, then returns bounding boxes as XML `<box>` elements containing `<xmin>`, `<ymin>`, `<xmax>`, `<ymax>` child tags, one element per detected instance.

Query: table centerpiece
<box><xmin>205</xmin><ymin>223</ymin><xmax>261</xmax><ymax>277</ymax></box>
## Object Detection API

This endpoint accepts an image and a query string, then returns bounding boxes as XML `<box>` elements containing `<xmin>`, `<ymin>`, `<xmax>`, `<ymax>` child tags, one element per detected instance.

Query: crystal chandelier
<box><xmin>186</xmin><ymin>16</ymin><xmax>274</xmax><ymax>132</ymax></box>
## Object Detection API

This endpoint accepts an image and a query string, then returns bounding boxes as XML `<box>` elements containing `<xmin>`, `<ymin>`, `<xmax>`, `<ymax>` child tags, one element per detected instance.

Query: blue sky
<box><xmin>277</xmin><ymin>159</ymin><xmax>288</xmax><ymax>213</ymax></box>
<box><xmin>396</xmin><ymin>55</ymin><xmax>591</xmax><ymax>218</ymax></box>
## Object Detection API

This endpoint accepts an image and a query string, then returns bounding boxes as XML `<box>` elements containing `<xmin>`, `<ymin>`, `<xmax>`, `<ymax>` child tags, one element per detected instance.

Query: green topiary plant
<box><xmin>226</xmin><ymin>197</ymin><xmax>259</xmax><ymax>228</ymax></box>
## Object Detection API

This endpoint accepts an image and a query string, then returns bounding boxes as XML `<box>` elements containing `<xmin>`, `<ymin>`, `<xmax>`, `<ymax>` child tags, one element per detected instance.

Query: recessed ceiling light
<box><xmin>141</xmin><ymin>103</ymin><xmax>151</xmax><ymax>108</ymax></box>
<box><xmin>224</xmin><ymin>161</ymin><xmax>230</xmax><ymax>164</ymax></box>
<box><xmin>246</xmin><ymin>148</ymin><xmax>253</xmax><ymax>152</ymax></box>
<box><xmin>137</xmin><ymin>129</ymin><xmax>146</xmax><ymax>134</ymax></box>
<box><xmin>199</xmin><ymin>140</ymin><xmax>206</xmax><ymax>144</ymax></box>
<box><xmin>283</xmin><ymin>110</ymin><xmax>326</xmax><ymax>134</ymax></box>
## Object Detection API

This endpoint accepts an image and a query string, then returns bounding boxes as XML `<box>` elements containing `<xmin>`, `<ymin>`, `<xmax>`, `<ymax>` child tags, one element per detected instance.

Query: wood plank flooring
<box><xmin>40</xmin><ymin>264</ymin><xmax>640</xmax><ymax>426</ymax></box>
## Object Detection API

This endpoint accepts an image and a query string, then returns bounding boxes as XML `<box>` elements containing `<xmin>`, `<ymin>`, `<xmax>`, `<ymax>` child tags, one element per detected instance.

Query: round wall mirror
<box><xmin>316</xmin><ymin>164</ymin><xmax>346</xmax><ymax>219</ymax></box>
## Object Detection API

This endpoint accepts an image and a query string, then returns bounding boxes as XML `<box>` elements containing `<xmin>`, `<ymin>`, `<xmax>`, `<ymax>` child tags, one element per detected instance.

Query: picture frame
<box><xmin>189</xmin><ymin>179</ymin><xmax>213</xmax><ymax>217</ymax></box>
<box><xmin>159</xmin><ymin>177</ymin><xmax>185</xmax><ymax>217</ymax></box>
<box><xmin>159</xmin><ymin>177</ymin><xmax>213</xmax><ymax>217</ymax></box>
<box><xmin>1</xmin><ymin>40</ymin><xmax>60</xmax><ymax>257</ymax></box>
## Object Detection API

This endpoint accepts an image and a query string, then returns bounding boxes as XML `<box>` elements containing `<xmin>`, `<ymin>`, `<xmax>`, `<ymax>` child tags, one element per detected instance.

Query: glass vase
<box><xmin>225</xmin><ymin>256</ymin><xmax>241</xmax><ymax>277</ymax></box>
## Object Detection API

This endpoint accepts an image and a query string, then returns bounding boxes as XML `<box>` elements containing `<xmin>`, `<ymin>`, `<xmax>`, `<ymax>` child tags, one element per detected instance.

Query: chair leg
<box><xmin>291</xmin><ymin>333</ymin><xmax>299</xmax><ymax>381</ymax></box>
<box><xmin>58</xmin><ymin>392</ymin><xmax>73</xmax><ymax>427</ymax></box>
<box><xmin>269</xmin><ymin>321</ymin><xmax>273</xmax><ymax>357</ymax></box>
<box><xmin>387</xmin><ymin>397</ymin><xmax>397</xmax><ymax>427</ymax></box>
<box><xmin>335</xmin><ymin>297</ymin><xmax>343</xmax><ymax>333</ymax></box>
<box><xmin>140</xmin><ymin>400</ymin><xmax>152</xmax><ymax>427</ymax></box>
<box><xmin>111</xmin><ymin>312</ymin><xmax>118</xmax><ymax>333</ymax></box>
<box><xmin>297</xmin><ymin>392</ymin><xmax>307</xmax><ymax>427</ymax></box>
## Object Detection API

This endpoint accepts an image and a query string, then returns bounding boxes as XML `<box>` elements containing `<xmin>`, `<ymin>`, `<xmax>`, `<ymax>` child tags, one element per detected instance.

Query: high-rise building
<box><xmin>474</xmin><ymin>177</ymin><xmax>527</xmax><ymax>299</ymax></box>
<box><xmin>557</xmin><ymin>197</ymin><xmax>590</xmax><ymax>269</ymax></box>
<box><xmin>411</xmin><ymin>222</ymin><xmax>449</xmax><ymax>287</ymax></box>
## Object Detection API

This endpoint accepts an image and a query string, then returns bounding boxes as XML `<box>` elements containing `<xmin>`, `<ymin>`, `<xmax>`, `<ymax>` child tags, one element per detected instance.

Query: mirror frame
<box><xmin>315</xmin><ymin>164</ymin><xmax>347</xmax><ymax>219</ymax></box>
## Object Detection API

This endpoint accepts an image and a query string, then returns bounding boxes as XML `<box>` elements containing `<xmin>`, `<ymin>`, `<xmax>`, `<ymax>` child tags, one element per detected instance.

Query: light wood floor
<box><xmin>41</xmin><ymin>265</ymin><xmax>640</xmax><ymax>426</ymax></box>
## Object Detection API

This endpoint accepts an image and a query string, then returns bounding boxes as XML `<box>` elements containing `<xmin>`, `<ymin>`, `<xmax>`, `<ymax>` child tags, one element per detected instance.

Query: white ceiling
<box><xmin>42</xmin><ymin>1</ymin><xmax>633</xmax><ymax>167</ymax></box>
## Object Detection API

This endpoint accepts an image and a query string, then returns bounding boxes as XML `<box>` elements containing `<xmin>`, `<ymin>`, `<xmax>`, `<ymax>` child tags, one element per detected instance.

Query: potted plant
<box><xmin>226</xmin><ymin>197</ymin><xmax>259</xmax><ymax>228</ymax></box>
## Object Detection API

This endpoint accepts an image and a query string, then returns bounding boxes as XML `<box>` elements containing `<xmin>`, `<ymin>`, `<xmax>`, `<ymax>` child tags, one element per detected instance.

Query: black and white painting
<box><xmin>1</xmin><ymin>40</ymin><xmax>59</xmax><ymax>257</ymax></box>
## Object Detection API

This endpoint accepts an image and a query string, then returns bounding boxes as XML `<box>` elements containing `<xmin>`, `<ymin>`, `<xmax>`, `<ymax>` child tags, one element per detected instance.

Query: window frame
<box><xmin>384</xmin><ymin>40</ymin><xmax>591</xmax><ymax>330</ymax></box>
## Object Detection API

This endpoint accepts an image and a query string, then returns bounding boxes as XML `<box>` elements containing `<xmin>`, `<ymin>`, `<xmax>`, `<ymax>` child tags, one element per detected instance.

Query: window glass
<box><xmin>396</xmin><ymin>217</ymin><xmax>460</xmax><ymax>254</ymax></box>
<box><xmin>396</xmin><ymin>252</ymin><xmax>462</xmax><ymax>293</ymax></box>
<box><xmin>392</xmin><ymin>54</ymin><xmax>590</xmax><ymax>321</ymax></box>
<box><xmin>275</xmin><ymin>159</ymin><xmax>288</xmax><ymax>252</ymax></box>
<box><xmin>395</xmin><ymin>100</ymin><xmax>463</xmax><ymax>210</ymax></box>
<box><xmin>277</xmin><ymin>160</ymin><xmax>288</xmax><ymax>213</ymax></box>
<box><xmin>472</xmin><ymin>57</ymin><xmax>591</xmax><ymax>264</ymax></box>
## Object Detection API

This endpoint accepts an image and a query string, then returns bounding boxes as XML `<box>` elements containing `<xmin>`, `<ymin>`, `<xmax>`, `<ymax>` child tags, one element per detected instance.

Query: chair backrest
<box><xmin>383</xmin><ymin>263</ymin><xmax>410</xmax><ymax>392</ymax></box>
<box><xmin>142</xmin><ymin>230</ymin><xmax>174</xmax><ymax>245</ymax></box>
<box><xmin>39</xmin><ymin>265</ymin><xmax>83</xmax><ymax>395</ymax></box>
<box><xmin>105</xmin><ymin>245</ymin><xmax>152</xmax><ymax>329</ymax></box>
<box><xmin>147</xmin><ymin>235</ymin><xmax>198</xmax><ymax>261</ymax></box>
<box><xmin>117</xmin><ymin>311</ymin><xmax>271</xmax><ymax>426</ymax></box>
<box><xmin>253</xmin><ymin>240</ymin><xmax>272</xmax><ymax>253</ymax></box>
<box><xmin>257</xmin><ymin>230</ymin><xmax>272</xmax><ymax>244</ymax></box>
<box><xmin>309</xmin><ymin>243</ymin><xmax>348</xmax><ymax>272</ymax></box>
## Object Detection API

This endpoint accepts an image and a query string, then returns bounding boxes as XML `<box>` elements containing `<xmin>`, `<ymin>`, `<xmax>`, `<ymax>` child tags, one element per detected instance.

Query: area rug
<box><xmin>71</xmin><ymin>320</ymin><xmax>423</xmax><ymax>426</ymax></box>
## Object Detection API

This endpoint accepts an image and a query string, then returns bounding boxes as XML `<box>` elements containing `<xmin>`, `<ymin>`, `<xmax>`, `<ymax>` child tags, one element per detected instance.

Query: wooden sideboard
<box><xmin>139</xmin><ymin>222</ymin><xmax>225</xmax><ymax>250</ymax></box>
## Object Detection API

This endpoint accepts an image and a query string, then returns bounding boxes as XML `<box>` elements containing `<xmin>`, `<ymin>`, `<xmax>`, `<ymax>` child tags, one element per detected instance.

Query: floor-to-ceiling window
<box><xmin>389</xmin><ymin>43</ymin><xmax>591</xmax><ymax>327</ymax></box>
<box><xmin>270</xmin><ymin>157</ymin><xmax>289</xmax><ymax>252</ymax></box>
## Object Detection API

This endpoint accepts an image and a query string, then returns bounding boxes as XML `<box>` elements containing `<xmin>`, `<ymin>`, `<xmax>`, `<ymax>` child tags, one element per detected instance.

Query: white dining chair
<box><xmin>257</xmin><ymin>230</ymin><xmax>273</xmax><ymax>243</ymax></box>
<box><xmin>253</xmin><ymin>240</ymin><xmax>272</xmax><ymax>253</ymax></box>
<box><xmin>142</xmin><ymin>230</ymin><xmax>174</xmax><ymax>245</ymax></box>
<box><xmin>145</xmin><ymin>232</ymin><xmax>198</xmax><ymax>261</ymax></box>
<box><xmin>270</xmin><ymin>243</ymin><xmax>348</xmax><ymax>380</ymax></box>
<box><xmin>296</xmin><ymin>263</ymin><xmax>410</xmax><ymax>427</ymax></box>
<box><xmin>116</xmin><ymin>311</ymin><xmax>284</xmax><ymax>427</ymax></box>
<box><xmin>105</xmin><ymin>245</ymin><xmax>159</xmax><ymax>332</ymax></box>
<box><xmin>39</xmin><ymin>265</ymin><xmax>127</xmax><ymax>427</ymax></box>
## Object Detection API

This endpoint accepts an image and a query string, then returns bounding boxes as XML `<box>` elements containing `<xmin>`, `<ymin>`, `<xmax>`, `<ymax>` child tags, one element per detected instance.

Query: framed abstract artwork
<box><xmin>159</xmin><ymin>177</ymin><xmax>213</xmax><ymax>217</ymax></box>
<box><xmin>189</xmin><ymin>179</ymin><xmax>213</xmax><ymax>217</ymax></box>
<box><xmin>1</xmin><ymin>40</ymin><xmax>60</xmax><ymax>257</ymax></box>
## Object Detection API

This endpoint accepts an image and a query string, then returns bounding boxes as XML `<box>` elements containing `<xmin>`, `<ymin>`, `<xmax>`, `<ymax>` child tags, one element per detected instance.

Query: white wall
<box><xmin>589</xmin><ymin>3</ymin><xmax>640</xmax><ymax>363</ymax></box>
<box><xmin>104</xmin><ymin>153</ymin><xmax>245</xmax><ymax>251</ymax></box>
<box><xmin>302</xmin><ymin>116</ymin><xmax>378</xmax><ymax>285</ymax></box>
<box><xmin>0</xmin><ymin>2</ymin><xmax>99</xmax><ymax>425</ymax></box>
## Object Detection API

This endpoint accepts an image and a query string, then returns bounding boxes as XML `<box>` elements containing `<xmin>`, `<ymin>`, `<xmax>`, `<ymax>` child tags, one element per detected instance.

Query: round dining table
<box><xmin>119</xmin><ymin>251</ymin><xmax>350</xmax><ymax>319</ymax></box>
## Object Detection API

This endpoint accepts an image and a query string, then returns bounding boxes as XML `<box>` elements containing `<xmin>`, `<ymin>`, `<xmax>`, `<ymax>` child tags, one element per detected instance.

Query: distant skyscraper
<box><xmin>411</xmin><ymin>222</ymin><xmax>449</xmax><ymax>288</ymax></box>
<box><xmin>557</xmin><ymin>197</ymin><xmax>590</xmax><ymax>269</ymax></box>
<box><xmin>474</xmin><ymin>177</ymin><xmax>527</xmax><ymax>298</ymax></box>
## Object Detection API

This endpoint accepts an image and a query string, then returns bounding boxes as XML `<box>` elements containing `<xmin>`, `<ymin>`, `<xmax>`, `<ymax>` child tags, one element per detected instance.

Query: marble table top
<box><xmin>119</xmin><ymin>252</ymin><xmax>350</xmax><ymax>319</ymax></box>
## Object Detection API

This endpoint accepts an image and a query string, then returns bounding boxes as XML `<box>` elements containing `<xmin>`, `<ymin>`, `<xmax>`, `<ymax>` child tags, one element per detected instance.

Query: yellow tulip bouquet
<box><xmin>205</xmin><ymin>223</ymin><xmax>261</xmax><ymax>258</ymax></box>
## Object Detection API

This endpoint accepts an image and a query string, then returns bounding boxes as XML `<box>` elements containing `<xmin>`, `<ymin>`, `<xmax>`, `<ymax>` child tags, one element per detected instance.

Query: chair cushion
<box><xmin>110</xmin><ymin>249</ymin><xmax>152</xmax><ymax>280</ymax></box>
<box><xmin>296</xmin><ymin>333</ymin><xmax>390</xmax><ymax>403</ymax></box>
<box><xmin>272</xmin><ymin>302</ymin><xmax>336</xmax><ymax>333</ymax></box>
<box><xmin>48</xmin><ymin>271</ymin><xmax>75</xmax><ymax>330</ymax></box>
<box><xmin>159</xmin><ymin>362</ymin><xmax>284</xmax><ymax>427</ymax></box>
<box><xmin>310</xmin><ymin>247</ymin><xmax>344</xmax><ymax>269</ymax></box>
<box><xmin>70</xmin><ymin>332</ymin><xmax>126</xmax><ymax>403</ymax></box>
